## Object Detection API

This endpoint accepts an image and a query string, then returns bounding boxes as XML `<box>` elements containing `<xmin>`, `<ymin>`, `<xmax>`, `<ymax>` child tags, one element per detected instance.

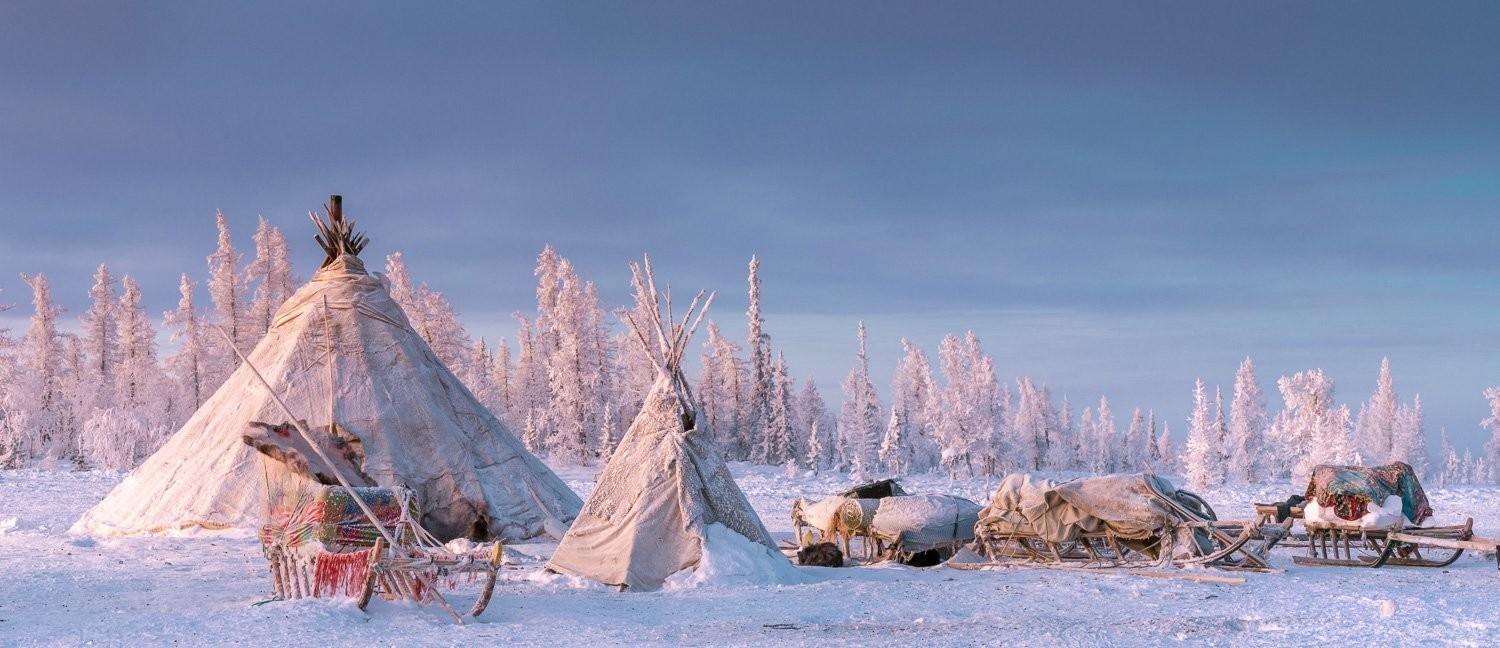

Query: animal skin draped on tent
<box><xmin>545</xmin><ymin>260</ymin><xmax>789</xmax><ymax>592</ymax></box>
<box><xmin>73</xmin><ymin>219</ymin><xmax>581</xmax><ymax>542</ymax></box>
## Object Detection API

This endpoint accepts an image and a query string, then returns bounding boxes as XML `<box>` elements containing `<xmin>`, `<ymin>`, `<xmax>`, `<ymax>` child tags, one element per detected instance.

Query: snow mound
<box><xmin>0</xmin><ymin>517</ymin><xmax>16</xmax><ymax>535</ymax></box>
<box><xmin>1305</xmin><ymin>494</ymin><xmax>1408</xmax><ymax>529</ymax></box>
<box><xmin>664</xmin><ymin>523</ymin><xmax>804</xmax><ymax>590</ymax></box>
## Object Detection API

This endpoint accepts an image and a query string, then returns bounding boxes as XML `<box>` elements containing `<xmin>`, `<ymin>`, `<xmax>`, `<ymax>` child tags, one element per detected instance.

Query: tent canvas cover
<box><xmin>545</xmin><ymin>260</ymin><xmax>792</xmax><ymax>591</ymax></box>
<box><xmin>73</xmin><ymin>198</ymin><xmax>581</xmax><ymax>542</ymax></box>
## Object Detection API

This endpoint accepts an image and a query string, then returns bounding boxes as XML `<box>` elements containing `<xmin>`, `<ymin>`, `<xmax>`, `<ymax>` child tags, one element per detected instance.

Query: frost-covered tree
<box><xmin>489</xmin><ymin>338</ymin><xmax>514</xmax><ymax>419</ymax></box>
<box><xmin>614</xmin><ymin>275</ymin><xmax>660</xmax><ymax>437</ymax></box>
<box><xmin>1390</xmin><ymin>394</ymin><xmax>1427</xmax><ymax>476</ymax></box>
<box><xmin>1213</xmin><ymin>386</ymin><xmax>1229</xmax><ymax>471</ymax></box>
<box><xmin>1047</xmin><ymin>395</ymin><xmax>1075</xmax><ymax>470</ymax></box>
<box><xmin>1354</xmin><ymin>357</ymin><xmax>1399</xmax><ymax>464</ymax></box>
<box><xmin>745</xmin><ymin>256</ymin><xmax>775</xmax><ymax>465</ymax></box>
<box><xmin>1481</xmin><ymin>387</ymin><xmax>1500</xmax><ymax>484</ymax></box>
<box><xmin>1010</xmin><ymin>378</ymin><xmax>1049</xmax><ymax>471</ymax></box>
<box><xmin>1075</xmin><ymin>407</ymin><xmax>1096</xmax><ymax>473</ymax></box>
<box><xmin>79</xmin><ymin>263</ymin><xmax>119</xmax><ymax>413</ymax></box>
<box><xmin>1267</xmin><ymin>369</ymin><xmax>1353</xmax><ymax>481</ymax></box>
<box><xmin>697</xmin><ymin>322</ymin><xmax>746</xmax><ymax>458</ymax></box>
<box><xmin>1226</xmin><ymin>357</ymin><xmax>1266</xmax><ymax>484</ymax></box>
<box><xmin>890</xmin><ymin>340</ymin><xmax>941</xmax><ymax>472</ymax></box>
<box><xmin>1089</xmin><ymin>396</ymin><xmax>1116</xmax><ymax>474</ymax></box>
<box><xmin>4</xmin><ymin>275</ymin><xmax>75</xmax><ymax>464</ymax></box>
<box><xmin>1437</xmin><ymin>429</ymin><xmax>1459</xmax><ymax>488</ymax></box>
<box><xmin>113</xmin><ymin>277</ymin><xmax>158</xmax><ymax>410</ymax></box>
<box><xmin>760</xmin><ymin>352</ymin><xmax>796</xmax><ymax>466</ymax></box>
<box><xmin>1145</xmin><ymin>410</ymin><xmax>1161</xmax><ymax>470</ymax></box>
<box><xmin>1182</xmin><ymin>380</ymin><xmax>1218</xmax><ymax>490</ymax></box>
<box><xmin>543</xmin><ymin>257</ymin><xmax>611</xmax><ymax>464</ymax></box>
<box><xmin>510</xmin><ymin>316</ymin><xmax>548</xmax><ymax>441</ymax></box>
<box><xmin>162</xmin><ymin>274</ymin><xmax>207</xmax><ymax>418</ymax></box>
<box><xmin>80</xmin><ymin>276</ymin><xmax>170</xmax><ymax>469</ymax></box>
<box><xmin>245</xmin><ymin>217</ymin><xmax>294</xmax><ymax>339</ymax></box>
<box><xmin>207</xmin><ymin>211</ymin><xmax>247</xmax><ymax>374</ymax></box>
<box><xmin>879</xmin><ymin>409</ymin><xmax>913</xmax><ymax>476</ymax></box>
<box><xmin>1155</xmin><ymin>422</ymin><xmax>1174</xmax><ymax>473</ymax></box>
<box><xmin>837</xmin><ymin>321</ymin><xmax>882</xmax><ymax>479</ymax></box>
<box><xmin>796</xmin><ymin>378</ymin><xmax>834</xmax><ymax>470</ymax></box>
<box><xmin>1123</xmin><ymin>408</ymin><xmax>1146</xmax><ymax>472</ymax></box>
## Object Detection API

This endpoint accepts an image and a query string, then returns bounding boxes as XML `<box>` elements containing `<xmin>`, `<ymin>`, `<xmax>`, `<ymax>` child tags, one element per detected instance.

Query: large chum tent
<box><xmin>73</xmin><ymin>196</ymin><xmax>581</xmax><ymax>542</ymax></box>
<box><xmin>546</xmin><ymin>259</ymin><xmax>793</xmax><ymax>591</ymax></box>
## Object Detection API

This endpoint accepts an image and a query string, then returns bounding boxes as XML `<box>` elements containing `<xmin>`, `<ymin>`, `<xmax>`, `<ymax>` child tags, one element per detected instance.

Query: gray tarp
<box><xmin>870</xmin><ymin>495</ymin><xmax>982</xmax><ymax>552</ymax></box>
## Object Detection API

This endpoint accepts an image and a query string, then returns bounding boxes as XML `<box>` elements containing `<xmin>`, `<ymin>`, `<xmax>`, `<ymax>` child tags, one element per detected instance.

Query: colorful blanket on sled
<box><xmin>1302</xmin><ymin>462</ymin><xmax>1432</xmax><ymax>525</ymax></box>
<box><xmin>259</xmin><ymin>486</ymin><xmax>404</xmax><ymax>549</ymax></box>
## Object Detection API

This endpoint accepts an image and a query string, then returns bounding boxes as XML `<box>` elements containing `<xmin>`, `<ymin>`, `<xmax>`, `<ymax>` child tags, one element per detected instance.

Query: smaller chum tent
<box><xmin>545</xmin><ymin>258</ymin><xmax>793</xmax><ymax>591</ymax></box>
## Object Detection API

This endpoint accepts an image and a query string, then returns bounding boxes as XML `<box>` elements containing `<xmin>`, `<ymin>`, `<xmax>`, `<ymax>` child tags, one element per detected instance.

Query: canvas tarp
<box><xmin>870</xmin><ymin>495</ymin><xmax>982</xmax><ymax>553</ymax></box>
<box><xmin>977</xmin><ymin>473</ymin><xmax>1192</xmax><ymax>544</ymax></box>
<box><xmin>73</xmin><ymin>255</ymin><xmax>581</xmax><ymax>542</ymax></box>
<box><xmin>1303</xmin><ymin>462</ymin><xmax>1433</xmax><ymax>525</ymax></box>
<box><xmin>546</xmin><ymin>374</ymin><xmax>784</xmax><ymax>592</ymax></box>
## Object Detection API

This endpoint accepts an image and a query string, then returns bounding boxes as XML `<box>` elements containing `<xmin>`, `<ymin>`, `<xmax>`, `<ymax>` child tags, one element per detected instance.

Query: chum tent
<box><xmin>73</xmin><ymin>196</ymin><xmax>581</xmax><ymax>542</ymax></box>
<box><xmin>545</xmin><ymin>258</ymin><xmax>794</xmax><ymax>591</ymax></box>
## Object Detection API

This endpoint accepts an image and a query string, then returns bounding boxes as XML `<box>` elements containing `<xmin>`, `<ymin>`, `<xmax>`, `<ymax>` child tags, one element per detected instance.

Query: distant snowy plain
<box><xmin>2</xmin><ymin>464</ymin><xmax>1497</xmax><ymax>647</ymax></box>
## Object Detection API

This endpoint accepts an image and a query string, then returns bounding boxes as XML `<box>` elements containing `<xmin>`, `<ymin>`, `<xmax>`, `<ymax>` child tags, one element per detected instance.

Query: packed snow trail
<box><xmin>2</xmin><ymin>465</ymin><xmax>1497</xmax><ymax>647</ymax></box>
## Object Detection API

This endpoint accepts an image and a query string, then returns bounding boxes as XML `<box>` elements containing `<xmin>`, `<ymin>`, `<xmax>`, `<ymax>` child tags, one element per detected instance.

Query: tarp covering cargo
<box><xmin>1303</xmin><ymin>462</ymin><xmax>1432</xmax><ymax>526</ymax></box>
<box><xmin>976</xmin><ymin>473</ymin><xmax>1212</xmax><ymax>559</ymax></box>
<box><xmin>869</xmin><ymin>495</ymin><xmax>981</xmax><ymax>553</ymax></box>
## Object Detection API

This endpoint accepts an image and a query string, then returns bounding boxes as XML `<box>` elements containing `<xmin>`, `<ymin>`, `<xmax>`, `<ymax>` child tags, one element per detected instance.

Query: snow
<box><xmin>3</xmin><ymin>464</ymin><xmax>1499</xmax><ymax>646</ymax></box>
<box><xmin>1305</xmin><ymin>494</ymin><xmax>1408</xmax><ymax>529</ymax></box>
<box><xmin>664</xmin><ymin>523</ymin><xmax>804</xmax><ymax>590</ymax></box>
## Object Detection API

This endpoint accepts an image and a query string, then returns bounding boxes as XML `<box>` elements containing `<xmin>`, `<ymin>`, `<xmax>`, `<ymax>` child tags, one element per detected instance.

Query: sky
<box><xmin>1</xmin><ymin>2</ymin><xmax>1497</xmax><ymax>450</ymax></box>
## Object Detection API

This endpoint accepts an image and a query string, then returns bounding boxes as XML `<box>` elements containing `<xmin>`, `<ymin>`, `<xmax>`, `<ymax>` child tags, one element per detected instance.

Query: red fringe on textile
<box><xmin>313</xmin><ymin>549</ymin><xmax>371</xmax><ymax>597</ymax></box>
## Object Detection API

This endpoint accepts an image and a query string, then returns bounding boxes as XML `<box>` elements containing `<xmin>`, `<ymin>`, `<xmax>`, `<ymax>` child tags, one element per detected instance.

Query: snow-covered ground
<box><xmin>2</xmin><ymin>464</ymin><xmax>1497</xmax><ymax>647</ymax></box>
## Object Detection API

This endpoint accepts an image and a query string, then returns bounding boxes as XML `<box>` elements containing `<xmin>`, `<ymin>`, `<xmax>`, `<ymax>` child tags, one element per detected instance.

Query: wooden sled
<box><xmin>973</xmin><ymin>480</ymin><xmax>1288</xmax><ymax>572</ymax></box>
<box><xmin>1292</xmin><ymin>517</ymin><xmax>1499</xmax><ymax>569</ymax></box>
<box><xmin>355</xmin><ymin>538</ymin><xmax>505</xmax><ymax>617</ymax></box>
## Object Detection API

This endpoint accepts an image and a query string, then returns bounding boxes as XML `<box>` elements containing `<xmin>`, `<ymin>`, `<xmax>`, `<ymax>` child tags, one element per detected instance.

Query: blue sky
<box><xmin>2</xmin><ymin>2</ymin><xmax>1497</xmax><ymax>449</ymax></box>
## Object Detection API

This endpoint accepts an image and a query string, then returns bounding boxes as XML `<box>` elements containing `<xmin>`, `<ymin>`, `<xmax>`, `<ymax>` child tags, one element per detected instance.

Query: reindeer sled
<box><xmin>1282</xmin><ymin>463</ymin><xmax>1498</xmax><ymax>569</ymax></box>
<box><xmin>956</xmin><ymin>473</ymin><xmax>1290</xmax><ymax>575</ymax></box>
<box><xmin>792</xmin><ymin>479</ymin><xmax>982</xmax><ymax>566</ymax></box>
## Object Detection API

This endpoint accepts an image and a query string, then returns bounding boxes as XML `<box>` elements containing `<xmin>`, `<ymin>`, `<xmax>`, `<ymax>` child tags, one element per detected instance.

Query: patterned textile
<box><xmin>259</xmin><ymin>486</ymin><xmax>404</xmax><ymax>550</ymax></box>
<box><xmin>1303</xmin><ymin>462</ymin><xmax>1433</xmax><ymax>524</ymax></box>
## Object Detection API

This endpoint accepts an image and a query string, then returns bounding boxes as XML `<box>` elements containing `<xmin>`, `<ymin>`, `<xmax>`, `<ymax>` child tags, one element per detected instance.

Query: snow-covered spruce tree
<box><xmin>1047</xmin><ymin>395</ymin><xmax>1075</xmax><ymax>470</ymax></box>
<box><xmin>1267</xmin><ymin>369</ymin><xmax>1354</xmax><ymax>481</ymax></box>
<box><xmin>760</xmin><ymin>352</ymin><xmax>796</xmax><ymax>466</ymax></box>
<box><xmin>162</xmin><ymin>274</ymin><xmax>207</xmax><ymax>419</ymax></box>
<box><xmin>1213</xmin><ymin>387</ymin><xmax>1229</xmax><ymax>473</ymax></box>
<box><xmin>1155</xmin><ymin>422</ymin><xmax>1174</xmax><ymax>473</ymax></box>
<box><xmin>838</xmin><ymin>321</ymin><xmax>882</xmax><ymax>479</ymax></box>
<box><xmin>79</xmin><ymin>263</ymin><xmax>119</xmax><ymax>414</ymax></box>
<box><xmin>81</xmin><ymin>276</ymin><xmax>170</xmax><ymax>469</ymax></box>
<box><xmin>510</xmin><ymin>316</ymin><xmax>549</xmax><ymax>447</ymax></box>
<box><xmin>1124</xmin><ymin>408</ymin><xmax>1146</xmax><ymax>472</ymax></box>
<box><xmin>245</xmin><ymin>217</ymin><xmax>294</xmax><ymax>340</ymax></box>
<box><xmin>1437</xmin><ymin>429</ymin><xmax>1459</xmax><ymax>487</ymax></box>
<box><xmin>383</xmin><ymin>252</ymin><xmax>474</xmax><ymax>386</ymax></box>
<box><xmin>490</xmin><ymin>337</ymin><xmax>514</xmax><ymax>418</ymax></box>
<box><xmin>7</xmin><ymin>275</ymin><xmax>75</xmax><ymax>465</ymax></box>
<box><xmin>206</xmin><ymin>211</ymin><xmax>246</xmax><ymax>378</ymax></box>
<box><xmin>797</xmin><ymin>378</ymin><xmax>834</xmax><ymax>470</ymax></box>
<box><xmin>1145</xmin><ymin>410</ymin><xmax>1160</xmax><ymax>470</ymax></box>
<box><xmin>697</xmin><ymin>322</ymin><xmax>746</xmax><ymax>458</ymax></box>
<box><xmin>879</xmin><ymin>409</ymin><xmax>913</xmax><ymax>475</ymax></box>
<box><xmin>1090</xmin><ymin>396</ymin><xmax>1116</xmax><ymax>474</ymax></box>
<box><xmin>805</xmin><ymin>420</ymin><xmax>825</xmax><ymax>474</ymax></box>
<box><xmin>1481</xmin><ymin>387</ymin><xmax>1500</xmax><ymax>484</ymax></box>
<box><xmin>1390</xmin><ymin>394</ymin><xmax>1427</xmax><ymax>477</ymax></box>
<box><xmin>1010</xmin><ymin>378</ymin><xmax>1048</xmax><ymax>472</ymax></box>
<box><xmin>1182</xmin><ymin>380</ymin><xmax>1218</xmax><ymax>491</ymax></box>
<box><xmin>544</xmin><ymin>258</ymin><xmax>610</xmax><ymax>464</ymax></box>
<box><xmin>1075</xmin><ymin>407</ymin><xmax>1095</xmax><ymax>473</ymax></box>
<box><xmin>1354</xmin><ymin>357</ymin><xmax>1399</xmax><ymax>465</ymax></box>
<box><xmin>465</xmin><ymin>338</ymin><xmax>500</xmax><ymax>411</ymax></box>
<box><xmin>745</xmin><ymin>256</ymin><xmax>775</xmax><ymax>465</ymax></box>
<box><xmin>890</xmin><ymin>339</ymin><xmax>941</xmax><ymax>472</ymax></box>
<box><xmin>1226</xmin><ymin>356</ymin><xmax>1266</xmax><ymax>484</ymax></box>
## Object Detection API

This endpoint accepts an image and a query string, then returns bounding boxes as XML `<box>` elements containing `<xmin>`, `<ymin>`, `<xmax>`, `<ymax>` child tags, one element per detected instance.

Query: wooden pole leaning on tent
<box><xmin>212</xmin><ymin>325</ymin><xmax>467</xmax><ymax>625</ymax></box>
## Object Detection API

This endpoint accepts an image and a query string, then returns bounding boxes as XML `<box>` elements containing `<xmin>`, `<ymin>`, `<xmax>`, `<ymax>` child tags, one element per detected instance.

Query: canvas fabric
<box><xmin>546</xmin><ymin>374</ymin><xmax>782</xmax><ymax>592</ymax></box>
<box><xmin>977</xmin><ymin>473</ymin><xmax>1186</xmax><ymax>544</ymax></box>
<box><xmin>73</xmin><ymin>255</ymin><xmax>581</xmax><ymax>542</ymax></box>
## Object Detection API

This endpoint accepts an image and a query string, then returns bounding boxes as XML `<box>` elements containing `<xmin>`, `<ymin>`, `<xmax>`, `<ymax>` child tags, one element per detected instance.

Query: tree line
<box><xmin>1</xmin><ymin>213</ymin><xmax>1498</xmax><ymax>487</ymax></box>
